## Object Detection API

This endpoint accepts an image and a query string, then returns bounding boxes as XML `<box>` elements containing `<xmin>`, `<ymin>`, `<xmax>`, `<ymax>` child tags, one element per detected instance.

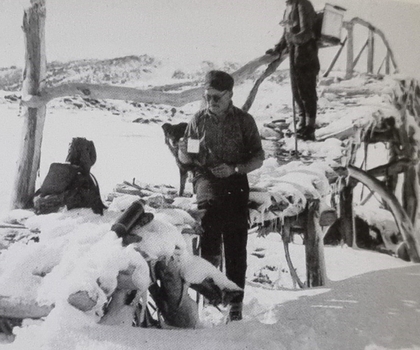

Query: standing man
<box><xmin>178</xmin><ymin>70</ymin><xmax>264</xmax><ymax>321</ymax></box>
<box><xmin>266</xmin><ymin>0</ymin><xmax>320</xmax><ymax>141</ymax></box>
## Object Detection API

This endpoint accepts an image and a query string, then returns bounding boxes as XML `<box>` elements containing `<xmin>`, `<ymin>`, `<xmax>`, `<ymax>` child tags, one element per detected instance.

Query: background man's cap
<box><xmin>204</xmin><ymin>70</ymin><xmax>234</xmax><ymax>91</ymax></box>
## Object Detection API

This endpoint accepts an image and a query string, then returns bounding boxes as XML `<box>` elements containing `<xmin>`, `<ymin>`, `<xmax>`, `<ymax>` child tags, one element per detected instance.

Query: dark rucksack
<box><xmin>314</xmin><ymin>11</ymin><xmax>324</xmax><ymax>41</ymax></box>
<box><xmin>65</xmin><ymin>137</ymin><xmax>97</xmax><ymax>174</ymax></box>
<box><xmin>34</xmin><ymin>138</ymin><xmax>106</xmax><ymax>215</ymax></box>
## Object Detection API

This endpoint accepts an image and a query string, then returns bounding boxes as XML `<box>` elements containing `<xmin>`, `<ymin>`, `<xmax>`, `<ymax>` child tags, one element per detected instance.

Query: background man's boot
<box><xmin>300</xmin><ymin>117</ymin><xmax>316</xmax><ymax>141</ymax></box>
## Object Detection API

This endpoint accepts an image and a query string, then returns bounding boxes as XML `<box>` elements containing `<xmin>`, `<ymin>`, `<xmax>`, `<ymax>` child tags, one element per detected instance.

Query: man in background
<box><xmin>266</xmin><ymin>0</ymin><xmax>320</xmax><ymax>141</ymax></box>
<box><xmin>178</xmin><ymin>70</ymin><xmax>264</xmax><ymax>321</ymax></box>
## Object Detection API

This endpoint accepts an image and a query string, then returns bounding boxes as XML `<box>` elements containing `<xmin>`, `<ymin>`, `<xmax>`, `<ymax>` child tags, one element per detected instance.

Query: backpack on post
<box><xmin>65</xmin><ymin>137</ymin><xmax>97</xmax><ymax>174</ymax></box>
<box><xmin>33</xmin><ymin>138</ymin><xmax>106</xmax><ymax>215</ymax></box>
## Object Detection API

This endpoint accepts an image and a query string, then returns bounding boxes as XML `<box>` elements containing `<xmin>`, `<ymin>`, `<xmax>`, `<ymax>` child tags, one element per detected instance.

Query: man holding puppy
<box><xmin>178</xmin><ymin>70</ymin><xmax>264</xmax><ymax>321</ymax></box>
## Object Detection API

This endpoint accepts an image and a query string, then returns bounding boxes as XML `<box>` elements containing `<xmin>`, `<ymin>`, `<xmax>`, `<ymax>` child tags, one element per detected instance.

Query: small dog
<box><xmin>162</xmin><ymin>122</ymin><xmax>193</xmax><ymax>196</ymax></box>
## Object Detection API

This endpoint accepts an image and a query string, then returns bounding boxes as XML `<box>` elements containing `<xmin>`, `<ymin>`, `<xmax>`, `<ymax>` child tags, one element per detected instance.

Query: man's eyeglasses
<box><xmin>204</xmin><ymin>91</ymin><xmax>228</xmax><ymax>103</ymax></box>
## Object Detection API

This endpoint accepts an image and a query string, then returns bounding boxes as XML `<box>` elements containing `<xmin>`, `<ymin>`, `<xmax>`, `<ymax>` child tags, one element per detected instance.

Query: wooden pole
<box><xmin>352</xmin><ymin>38</ymin><xmax>369</xmax><ymax>70</ymax></box>
<box><xmin>345</xmin><ymin>22</ymin><xmax>354</xmax><ymax>79</ymax></box>
<box><xmin>339</xmin><ymin>181</ymin><xmax>356</xmax><ymax>247</ymax></box>
<box><xmin>367</xmin><ymin>29</ymin><xmax>375</xmax><ymax>74</ymax></box>
<box><xmin>305</xmin><ymin>200</ymin><xmax>327</xmax><ymax>287</ymax></box>
<box><xmin>323</xmin><ymin>37</ymin><xmax>347</xmax><ymax>78</ymax></box>
<box><xmin>385</xmin><ymin>50</ymin><xmax>391</xmax><ymax>75</ymax></box>
<box><xmin>11</xmin><ymin>0</ymin><xmax>47</xmax><ymax>209</ymax></box>
<box><xmin>242</xmin><ymin>52</ymin><xmax>287</xmax><ymax>112</ymax></box>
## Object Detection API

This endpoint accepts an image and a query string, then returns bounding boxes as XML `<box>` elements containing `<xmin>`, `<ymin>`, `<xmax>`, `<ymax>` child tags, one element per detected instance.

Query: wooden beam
<box><xmin>242</xmin><ymin>52</ymin><xmax>287</xmax><ymax>112</ymax></box>
<box><xmin>11</xmin><ymin>0</ymin><xmax>47</xmax><ymax>209</ymax></box>
<box><xmin>22</xmin><ymin>54</ymin><xmax>279</xmax><ymax>108</ymax></box>
<box><xmin>323</xmin><ymin>37</ymin><xmax>347</xmax><ymax>78</ymax></box>
<box><xmin>367</xmin><ymin>158</ymin><xmax>414</xmax><ymax>178</ymax></box>
<box><xmin>348</xmin><ymin>165</ymin><xmax>420</xmax><ymax>262</ymax></box>
<box><xmin>367</xmin><ymin>29</ymin><xmax>375</xmax><ymax>74</ymax></box>
<box><xmin>352</xmin><ymin>38</ymin><xmax>368</xmax><ymax>70</ymax></box>
<box><xmin>345</xmin><ymin>22</ymin><xmax>354</xmax><ymax>79</ymax></box>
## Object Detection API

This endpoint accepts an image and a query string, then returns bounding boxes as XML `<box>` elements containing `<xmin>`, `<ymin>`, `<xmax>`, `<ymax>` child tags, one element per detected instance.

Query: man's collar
<box><xmin>206</xmin><ymin>103</ymin><xmax>234</xmax><ymax>122</ymax></box>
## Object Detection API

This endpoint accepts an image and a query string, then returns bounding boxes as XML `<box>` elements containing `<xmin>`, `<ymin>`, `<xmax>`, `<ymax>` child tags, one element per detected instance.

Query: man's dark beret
<box><xmin>204</xmin><ymin>70</ymin><xmax>234</xmax><ymax>91</ymax></box>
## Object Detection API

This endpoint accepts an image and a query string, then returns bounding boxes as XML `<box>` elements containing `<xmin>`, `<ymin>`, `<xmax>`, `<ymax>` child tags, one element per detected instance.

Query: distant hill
<box><xmin>0</xmin><ymin>55</ymin><xmax>161</xmax><ymax>91</ymax></box>
<box><xmin>0</xmin><ymin>55</ymin><xmax>287</xmax><ymax>92</ymax></box>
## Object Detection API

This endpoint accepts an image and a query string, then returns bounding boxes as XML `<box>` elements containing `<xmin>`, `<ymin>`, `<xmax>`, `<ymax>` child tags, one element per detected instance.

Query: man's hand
<box><xmin>178</xmin><ymin>138</ymin><xmax>192</xmax><ymax>164</ymax></box>
<box><xmin>265</xmin><ymin>48</ymin><xmax>277</xmax><ymax>55</ymax></box>
<box><xmin>178</xmin><ymin>137</ymin><xmax>188</xmax><ymax>154</ymax></box>
<box><xmin>211</xmin><ymin>164</ymin><xmax>235</xmax><ymax>178</ymax></box>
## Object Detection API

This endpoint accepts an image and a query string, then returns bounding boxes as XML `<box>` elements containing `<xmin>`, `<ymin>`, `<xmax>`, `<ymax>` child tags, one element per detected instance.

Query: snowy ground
<box><xmin>0</xmin><ymin>73</ymin><xmax>418</xmax><ymax>349</ymax></box>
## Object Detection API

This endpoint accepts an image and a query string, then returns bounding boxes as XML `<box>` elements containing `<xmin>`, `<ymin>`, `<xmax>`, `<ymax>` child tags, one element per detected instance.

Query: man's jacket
<box><xmin>274</xmin><ymin>0</ymin><xmax>319</xmax><ymax>69</ymax></box>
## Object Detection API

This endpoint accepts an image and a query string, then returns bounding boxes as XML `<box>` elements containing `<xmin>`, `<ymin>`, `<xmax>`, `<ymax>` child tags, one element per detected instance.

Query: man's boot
<box><xmin>295</xmin><ymin>112</ymin><xmax>306</xmax><ymax>135</ymax></box>
<box><xmin>227</xmin><ymin>302</ymin><xmax>243</xmax><ymax>322</ymax></box>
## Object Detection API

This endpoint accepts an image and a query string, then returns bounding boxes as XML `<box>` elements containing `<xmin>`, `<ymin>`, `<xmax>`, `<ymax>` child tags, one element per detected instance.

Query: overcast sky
<box><xmin>0</xmin><ymin>0</ymin><xmax>419</xmax><ymax>77</ymax></box>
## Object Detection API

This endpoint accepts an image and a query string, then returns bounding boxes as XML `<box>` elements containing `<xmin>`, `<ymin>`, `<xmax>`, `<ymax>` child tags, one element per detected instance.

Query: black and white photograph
<box><xmin>0</xmin><ymin>0</ymin><xmax>419</xmax><ymax>349</ymax></box>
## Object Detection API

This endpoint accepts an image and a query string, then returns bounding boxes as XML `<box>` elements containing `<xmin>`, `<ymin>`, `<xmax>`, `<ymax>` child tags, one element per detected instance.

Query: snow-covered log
<box><xmin>0</xmin><ymin>296</ymin><xmax>53</xmax><ymax>319</ymax></box>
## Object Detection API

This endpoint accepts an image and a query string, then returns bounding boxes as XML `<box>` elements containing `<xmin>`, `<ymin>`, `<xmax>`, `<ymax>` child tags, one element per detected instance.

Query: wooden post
<box><xmin>339</xmin><ymin>181</ymin><xmax>356</xmax><ymax>247</ymax></box>
<box><xmin>385</xmin><ymin>51</ymin><xmax>391</xmax><ymax>75</ymax></box>
<box><xmin>367</xmin><ymin>29</ymin><xmax>375</xmax><ymax>74</ymax></box>
<box><xmin>10</xmin><ymin>0</ymin><xmax>47</xmax><ymax>209</ymax></box>
<box><xmin>345</xmin><ymin>22</ymin><xmax>354</xmax><ymax>79</ymax></box>
<box><xmin>305</xmin><ymin>200</ymin><xmax>327</xmax><ymax>287</ymax></box>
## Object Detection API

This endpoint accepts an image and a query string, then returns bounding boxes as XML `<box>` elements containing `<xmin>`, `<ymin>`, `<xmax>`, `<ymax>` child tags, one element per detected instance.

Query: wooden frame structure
<box><xmin>344</xmin><ymin>17</ymin><xmax>399</xmax><ymax>79</ymax></box>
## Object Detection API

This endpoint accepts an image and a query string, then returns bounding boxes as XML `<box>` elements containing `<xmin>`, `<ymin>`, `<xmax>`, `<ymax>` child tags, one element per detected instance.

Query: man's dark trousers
<box><xmin>289</xmin><ymin>39</ymin><xmax>320</xmax><ymax>127</ymax></box>
<box><xmin>194</xmin><ymin>173</ymin><xmax>249</xmax><ymax>303</ymax></box>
